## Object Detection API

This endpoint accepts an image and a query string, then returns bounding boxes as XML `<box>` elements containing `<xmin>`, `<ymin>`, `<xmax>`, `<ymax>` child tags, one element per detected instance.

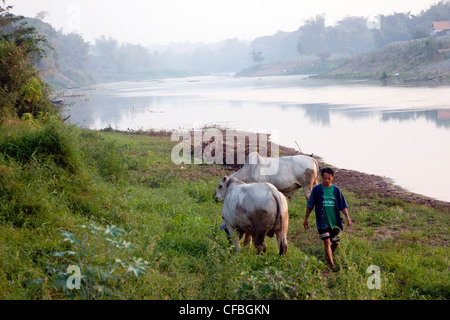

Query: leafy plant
<box><xmin>20</xmin><ymin>77</ymin><xmax>42</xmax><ymax>115</ymax></box>
<box><xmin>233</xmin><ymin>264</ymin><xmax>320</xmax><ymax>300</ymax></box>
<box><xmin>40</xmin><ymin>223</ymin><xmax>150</xmax><ymax>299</ymax></box>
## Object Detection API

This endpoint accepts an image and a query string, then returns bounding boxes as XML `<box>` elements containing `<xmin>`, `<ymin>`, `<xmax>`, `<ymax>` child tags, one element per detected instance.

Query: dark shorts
<box><xmin>318</xmin><ymin>228</ymin><xmax>340</xmax><ymax>242</ymax></box>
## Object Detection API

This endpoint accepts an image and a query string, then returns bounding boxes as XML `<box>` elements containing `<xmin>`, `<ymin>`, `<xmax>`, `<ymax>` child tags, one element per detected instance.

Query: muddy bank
<box><xmin>332</xmin><ymin>168</ymin><xmax>450</xmax><ymax>209</ymax></box>
<box><xmin>278</xmin><ymin>144</ymin><xmax>450</xmax><ymax>210</ymax></box>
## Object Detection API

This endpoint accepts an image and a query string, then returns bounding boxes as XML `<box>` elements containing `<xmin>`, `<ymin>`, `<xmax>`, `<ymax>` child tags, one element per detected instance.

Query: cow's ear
<box><xmin>222</xmin><ymin>176</ymin><xmax>230</xmax><ymax>183</ymax></box>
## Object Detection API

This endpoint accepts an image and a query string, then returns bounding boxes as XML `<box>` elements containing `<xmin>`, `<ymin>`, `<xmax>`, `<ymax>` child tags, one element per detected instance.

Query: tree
<box><xmin>55</xmin><ymin>32</ymin><xmax>93</xmax><ymax>85</ymax></box>
<box><xmin>35</xmin><ymin>11</ymin><xmax>49</xmax><ymax>21</ymax></box>
<box><xmin>90</xmin><ymin>35</ymin><xmax>120</xmax><ymax>80</ymax></box>
<box><xmin>251</xmin><ymin>51</ymin><xmax>264</xmax><ymax>64</ymax></box>
<box><xmin>0</xmin><ymin>2</ymin><xmax>54</xmax><ymax>118</ymax></box>
<box><xmin>0</xmin><ymin>2</ymin><xmax>52</xmax><ymax>58</ymax></box>
<box><xmin>20</xmin><ymin>77</ymin><xmax>42</xmax><ymax>115</ymax></box>
<box><xmin>332</xmin><ymin>16</ymin><xmax>377</xmax><ymax>55</ymax></box>
<box><xmin>317</xmin><ymin>52</ymin><xmax>331</xmax><ymax>61</ymax></box>
<box><xmin>296</xmin><ymin>39</ymin><xmax>303</xmax><ymax>56</ymax></box>
<box><xmin>0</xmin><ymin>8</ymin><xmax>53</xmax><ymax>58</ymax></box>
<box><xmin>0</xmin><ymin>39</ymin><xmax>53</xmax><ymax>118</ymax></box>
<box><xmin>372</xmin><ymin>13</ymin><xmax>414</xmax><ymax>48</ymax></box>
<box><xmin>297</xmin><ymin>15</ymin><xmax>327</xmax><ymax>56</ymax></box>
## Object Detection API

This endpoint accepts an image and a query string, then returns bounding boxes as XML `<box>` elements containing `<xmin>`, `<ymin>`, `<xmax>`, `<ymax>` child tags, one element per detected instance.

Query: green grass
<box><xmin>0</xmin><ymin>119</ymin><xmax>448</xmax><ymax>300</ymax></box>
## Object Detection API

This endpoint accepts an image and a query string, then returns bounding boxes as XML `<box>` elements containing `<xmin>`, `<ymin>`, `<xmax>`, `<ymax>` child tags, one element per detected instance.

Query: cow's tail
<box><xmin>312</xmin><ymin>156</ymin><xmax>320</xmax><ymax>185</ymax></box>
<box><xmin>271</xmin><ymin>188</ymin><xmax>283</xmax><ymax>226</ymax></box>
<box><xmin>270</xmin><ymin>186</ymin><xmax>288</xmax><ymax>255</ymax></box>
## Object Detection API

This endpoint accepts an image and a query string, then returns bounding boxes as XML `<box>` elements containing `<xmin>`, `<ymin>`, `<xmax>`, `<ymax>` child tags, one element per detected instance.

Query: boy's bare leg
<box><xmin>324</xmin><ymin>239</ymin><xmax>335</xmax><ymax>270</ymax></box>
<box><xmin>331</xmin><ymin>241</ymin><xmax>339</xmax><ymax>253</ymax></box>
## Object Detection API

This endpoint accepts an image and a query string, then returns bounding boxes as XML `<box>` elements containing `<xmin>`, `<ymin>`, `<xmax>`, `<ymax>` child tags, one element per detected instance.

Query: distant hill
<box><xmin>238</xmin><ymin>36</ymin><xmax>450</xmax><ymax>82</ymax></box>
<box><xmin>321</xmin><ymin>35</ymin><xmax>450</xmax><ymax>81</ymax></box>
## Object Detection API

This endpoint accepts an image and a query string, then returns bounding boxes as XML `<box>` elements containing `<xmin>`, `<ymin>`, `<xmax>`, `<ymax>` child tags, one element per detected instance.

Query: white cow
<box><xmin>216</xmin><ymin>176</ymin><xmax>289</xmax><ymax>255</ymax></box>
<box><xmin>230</xmin><ymin>151</ymin><xmax>319</xmax><ymax>200</ymax></box>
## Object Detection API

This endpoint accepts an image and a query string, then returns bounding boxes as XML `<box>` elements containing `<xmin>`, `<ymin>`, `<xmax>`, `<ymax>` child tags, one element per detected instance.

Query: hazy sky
<box><xmin>8</xmin><ymin>0</ymin><xmax>441</xmax><ymax>45</ymax></box>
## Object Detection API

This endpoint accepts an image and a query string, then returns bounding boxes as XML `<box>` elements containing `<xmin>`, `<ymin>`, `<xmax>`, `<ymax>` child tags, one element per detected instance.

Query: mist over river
<box><xmin>63</xmin><ymin>75</ymin><xmax>450</xmax><ymax>202</ymax></box>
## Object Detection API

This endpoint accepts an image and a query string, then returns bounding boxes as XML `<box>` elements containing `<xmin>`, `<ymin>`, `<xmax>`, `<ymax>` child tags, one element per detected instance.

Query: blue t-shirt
<box><xmin>307</xmin><ymin>184</ymin><xmax>348</xmax><ymax>230</ymax></box>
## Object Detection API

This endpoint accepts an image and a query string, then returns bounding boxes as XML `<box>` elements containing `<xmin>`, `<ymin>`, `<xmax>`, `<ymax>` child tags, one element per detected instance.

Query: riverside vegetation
<box><xmin>0</xmin><ymin>2</ymin><xmax>448</xmax><ymax>300</ymax></box>
<box><xmin>0</xmin><ymin>118</ymin><xmax>448</xmax><ymax>300</ymax></box>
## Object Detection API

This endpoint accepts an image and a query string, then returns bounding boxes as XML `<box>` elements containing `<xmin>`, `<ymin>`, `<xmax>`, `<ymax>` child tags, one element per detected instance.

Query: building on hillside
<box><xmin>431</xmin><ymin>21</ymin><xmax>450</xmax><ymax>36</ymax></box>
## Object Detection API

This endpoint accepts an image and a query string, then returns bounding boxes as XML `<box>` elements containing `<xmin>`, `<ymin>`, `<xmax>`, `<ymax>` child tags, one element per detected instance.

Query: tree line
<box><xmin>2</xmin><ymin>1</ymin><xmax>449</xmax><ymax>90</ymax></box>
<box><xmin>295</xmin><ymin>0</ymin><xmax>450</xmax><ymax>58</ymax></box>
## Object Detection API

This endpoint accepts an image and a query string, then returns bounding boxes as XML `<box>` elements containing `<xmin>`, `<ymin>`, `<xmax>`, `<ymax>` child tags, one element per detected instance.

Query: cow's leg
<box><xmin>223</xmin><ymin>226</ymin><xmax>232</xmax><ymax>242</ymax></box>
<box><xmin>233</xmin><ymin>234</ymin><xmax>241</xmax><ymax>251</ymax></box>
<box><xmin>285</xmin><ymin>184</ymin><xmax>300</xmax><ymax>201</ymax></box>
<box><xmin>227</xmin><ymin>227</ymin><xmax>241</xmax><ymax>251</ymax></box>
<box><xmin>276</xmin><ymin>230</ymin><xmax>288</xmax><ymax>256</ymax></box>
<box><xmin>252</xmin><ymin>232</ymin><xmax>267</xmax><ymax>254</ymax></box>
<box><xmin>243</xmin><ymin>233</ymin><xmax>252</xmax><ymax>246</ymax></box>
<box><xmin>300</xmin><ymin>183</ymin><xmax>310</xmax><ymax>201</ymax></box>
<box><xmin>303</xmin><ymin>168</ymin><xmax>318</xmax><ymax>200</ymax></box>
<box><xmin>304</xmin><ymin>186</ymin><xmax>312</xmax><ymax>202</ymax></box>
<box><xmin>238</xmin><ymin>231</ymin><xmax>254</xmax><ymax>247</ymax></box>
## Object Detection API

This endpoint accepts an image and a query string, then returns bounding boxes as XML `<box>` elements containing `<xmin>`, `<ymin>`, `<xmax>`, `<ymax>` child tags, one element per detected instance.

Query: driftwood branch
<box><xmin>295</xmin><ymin>140</ymin><xmax>314</xmax><ymax>157</ymax></box>
<box><xmin>295</xmin><ymin>140</ymin><xmax>302</xmax><ymax>154</ymax></box>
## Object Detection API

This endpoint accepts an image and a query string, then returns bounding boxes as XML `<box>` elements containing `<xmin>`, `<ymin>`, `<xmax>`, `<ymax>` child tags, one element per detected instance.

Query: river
<box><xmin>63</xmin><ymin>75</ymin><xmax>450</xmax><ymax>202</ymax></box>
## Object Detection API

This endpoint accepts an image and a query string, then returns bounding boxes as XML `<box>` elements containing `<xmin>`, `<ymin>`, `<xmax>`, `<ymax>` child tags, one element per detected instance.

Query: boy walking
<box><xmin>303</xmin><ymin>168</ymin><xmax>351</xmax><ymax>270</ymax></box>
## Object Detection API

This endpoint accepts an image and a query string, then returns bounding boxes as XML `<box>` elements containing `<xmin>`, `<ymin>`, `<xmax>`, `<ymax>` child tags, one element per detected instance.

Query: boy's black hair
<box><xmin>321</xmin><ymin>167</ymin><xmax>335</xmax><ymax>177</ymax></box>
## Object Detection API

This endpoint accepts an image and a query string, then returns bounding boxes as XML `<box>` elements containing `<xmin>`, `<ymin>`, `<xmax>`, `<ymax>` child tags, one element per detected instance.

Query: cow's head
<box><xmin>215</xmin><ymin>176</ymin><xmax>230</xmax><ymax>201</ymax></box>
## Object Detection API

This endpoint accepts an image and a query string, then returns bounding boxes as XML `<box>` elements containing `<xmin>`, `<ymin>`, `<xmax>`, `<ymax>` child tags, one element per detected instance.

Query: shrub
<box><xmin>0</xmin><ymin>40</ymin><xmax>55</xmax><ymax>118</ymax></box>
<box><xmin>35</xmin><ymin>223</ymin><xmax>150</xmax><ymax>299</ymax></box>
<box><xmin>0</xmin><ymin>116</ymin><xmax>78</xmax><ymax>171</ymax></box>
<box><xmin>233</xmin><ymin>264</ymin><xmax>321</xmax><ymax>300</ymax></box>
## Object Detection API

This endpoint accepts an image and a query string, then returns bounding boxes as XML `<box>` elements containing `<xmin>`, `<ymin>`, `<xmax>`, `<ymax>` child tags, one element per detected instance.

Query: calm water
<box><xmin>63</xmin><ymin>75</ymin><xmax>450</xmax><ymax>202</ymax></box>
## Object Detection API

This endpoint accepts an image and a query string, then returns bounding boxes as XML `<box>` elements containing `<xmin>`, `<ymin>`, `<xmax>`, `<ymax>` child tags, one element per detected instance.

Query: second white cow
<box><xmin>230</xmin><ymin>151</ymin><xmax>319</xmax><ymax>200</ymax></box>
<box><xmin>216</xmin><ymin>176</ymin><xmax>289</xmax><ymax>255</ymax></box>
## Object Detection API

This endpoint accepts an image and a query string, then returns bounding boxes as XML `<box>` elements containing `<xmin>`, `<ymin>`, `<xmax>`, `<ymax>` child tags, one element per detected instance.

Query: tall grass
<box><xmin>0</xmin><ymin>120</ymin><xmax>448</xmax><ymax>299</ymax></box>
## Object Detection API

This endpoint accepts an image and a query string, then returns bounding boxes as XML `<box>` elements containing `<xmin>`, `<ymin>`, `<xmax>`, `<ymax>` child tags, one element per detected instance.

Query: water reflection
<box><xmin>63</xmin><ymin>76</ymin><xmax>450</xmax><ymax>202</ymax></box>
<box><xmin>381</xmin><ymin>109</ymin><xmax>450</xmax><ymax>128</ymax></box>
<box><xmin>292</xmin><ymin>104</ymin><xmax>334</xmax><ymax>126</ymax></box>
<box><xmin>288</xmin><ymin>103</ymin><xmax>450</xmax><ymax>128</ymax></box>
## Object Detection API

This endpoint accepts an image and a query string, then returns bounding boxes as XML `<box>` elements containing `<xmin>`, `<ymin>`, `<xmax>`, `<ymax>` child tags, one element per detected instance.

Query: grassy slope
<box><xmin>238</xmin><ymin>36</ymin><xmax>450</xmax><ymax>81</ymax></box>
<box><xmin>0</xmin><ymin>120</ymin><xmax>448</xmax><ymax>300</ymax></box>
<box><xmin>322</xmin><ymin>36</ymin><xmax>450</xmax><ymax>80</ymax></box>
